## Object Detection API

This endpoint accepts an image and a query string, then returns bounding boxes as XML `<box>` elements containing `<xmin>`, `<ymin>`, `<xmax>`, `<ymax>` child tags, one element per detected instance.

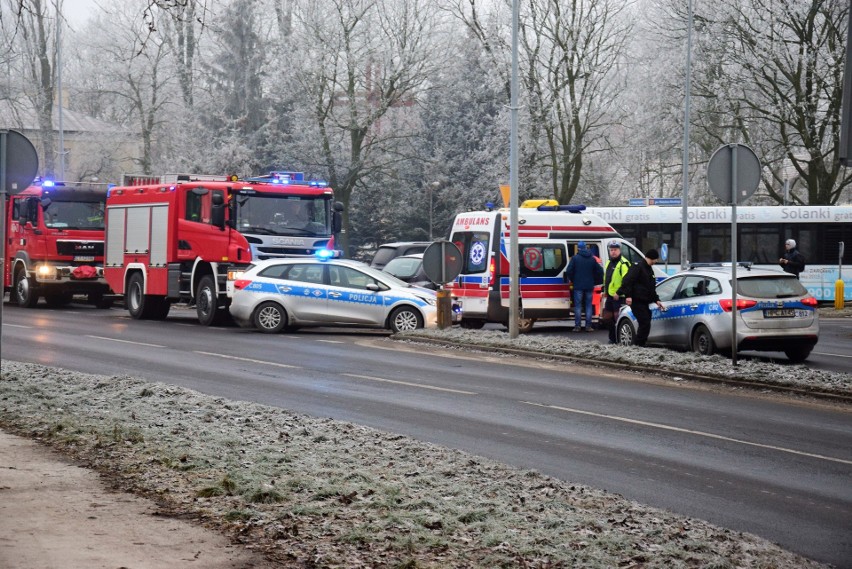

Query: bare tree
<box><xmin>694</xmin><ymin>0</ymin><xmax>850</xmax><ymax>205</ymax></box>
<box><xmin>521</xmin><ymin>0</ymin><xmax>632</xmax><ymax>204</ymax></box>
<box><xmin>3</xmin><ymin>0</ymin><xmax>62</xmax><ymax>177</ymax></box>
<box><xmin>84</xmin><ymin>1</ymin><xmax>177</xmax><ymax>173</ymax></box>
<box><xmin>290</xmin><ymin>0</ymin><xmax>441</xmax><ymax>252</ymax></box>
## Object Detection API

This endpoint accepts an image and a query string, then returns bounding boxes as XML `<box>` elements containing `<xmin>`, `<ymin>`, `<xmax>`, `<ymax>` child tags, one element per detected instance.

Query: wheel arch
<box><xmin>385</xmin><ymin>302</ymin><xmax>425</xmax><ymax>329</ymax></box>
<box><xmin>190</xmin><ymin>258</ymin><xmax>216</xmax><ymax>301</ymax></box>
<box><xmin>123</xmin><ymin>263</ymin><xmax>148</xmax><ymax>294</ymax></box>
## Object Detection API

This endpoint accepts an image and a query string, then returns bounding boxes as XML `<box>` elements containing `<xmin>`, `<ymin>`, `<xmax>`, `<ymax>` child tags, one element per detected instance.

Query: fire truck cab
<box><xmin>4</xmin><ymin>180</ymin><xmax>112</xmax><ymax>308</ymax></box>
<box><xmin>104</xmin><ymin>173</ymin><xmax>343</xmax><ymax>325</ymax></box>
<box><xmin>446</xmin><ymin>204</ymin><xmax>657</xmax><ymax>332</ymax></box>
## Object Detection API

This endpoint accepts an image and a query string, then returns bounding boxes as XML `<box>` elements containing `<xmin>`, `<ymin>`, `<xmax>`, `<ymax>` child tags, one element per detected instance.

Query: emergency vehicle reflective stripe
<box><xmin>241</xmin><ymin>280</ymin><xmax>431</xmax><ymax>308</ymax></box>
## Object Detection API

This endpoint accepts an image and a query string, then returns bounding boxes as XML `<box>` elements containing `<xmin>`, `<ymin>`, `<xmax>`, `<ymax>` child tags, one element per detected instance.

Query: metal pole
<box><xmin>1</xmin><ymin>131</ymin><xmax>7</xmax><ymax>330</ymax></box>
<box><xmin>429</xmin><ymin>184</ymin><xmax>433</xmax><ymax>240</ymax></box>
<box><xmin>508</xmin><ymin>0</ymin><xmax>520</xmax><ymax>338</ymax></box>
<box><xmin>680</xmin><ymin>0</ymin><xmax>694</xmax><ymax>269</ymax></box>
<box><xmin>56</xmin><ymin>3</ymin><xmax>66</xmax><ymax>181</ymax></box>
<box><xmin>730</xmin><ymin>145</ymin><xmax>738</xmax><ymax>367</ymax></box>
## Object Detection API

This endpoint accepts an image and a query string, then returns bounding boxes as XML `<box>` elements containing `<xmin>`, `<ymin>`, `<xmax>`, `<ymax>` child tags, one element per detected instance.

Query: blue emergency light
<box><xmin>537</xmin><ymin>204</ymin><xmax>586</xmax><ymax>212</ymax></box>
<box><xmin>315</xmin><ymin>248</ymin><xmax>334</xmax><ymax>260</ymax></box>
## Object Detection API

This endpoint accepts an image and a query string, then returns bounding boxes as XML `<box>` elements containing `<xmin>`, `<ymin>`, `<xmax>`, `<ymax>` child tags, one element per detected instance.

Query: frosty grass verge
<box><xmin>397</xmin><ymin>327</ymin><xmax>852</xmax><ymax>398</ymax></box>
<box><xmin>0</xmin><ymin>360</ymin><xmax>830</xmax><ymax>568</ymax></box>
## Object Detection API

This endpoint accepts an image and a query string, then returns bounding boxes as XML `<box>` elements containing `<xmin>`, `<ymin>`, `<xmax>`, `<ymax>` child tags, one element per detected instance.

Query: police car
<box><xmin>229</xmin><ymin>257</ymin><xmax>438</xmax><ymax>333</ymax></box>
<box><xmin>615</xmin><ymin>264</ymin><xmax>819</xmax><ymax>362</ymax></box>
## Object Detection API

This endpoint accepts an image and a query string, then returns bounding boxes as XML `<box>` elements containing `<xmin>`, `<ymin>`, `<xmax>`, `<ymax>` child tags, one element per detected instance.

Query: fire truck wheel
<box><xmin>126</xmin><ymin>272</ymin><xmax>154</xmax><ymax>319</ymax></box>
<box><xmin>150</xmin><ymin>299</ymin><xmax>171</xmax><ymax>320</ymax></box>
<box><xmin>196</xmin><ymin>275</ymin><xmax>224</xmax><ymax>326</ymax></box>
<box><xmin>389</xmin><ymin>306</ymin><xmax>423</xmax><ymax>333</ymax></box>
<box><xmin>252</xmin><ymin>301</ymin><xmax>287</xmax><ymax>333</ymax></box>
<box><xmin>13</xmin><ymin>267</ymin><xmax>40</xmax><ymax>308</ymax></box>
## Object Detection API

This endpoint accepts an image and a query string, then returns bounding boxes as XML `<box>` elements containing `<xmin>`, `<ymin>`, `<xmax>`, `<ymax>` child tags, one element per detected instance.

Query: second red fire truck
<box><xmin>104</xmin><ymin>173</ymin><xmax>343</xmax><ymax>325</ymax></box>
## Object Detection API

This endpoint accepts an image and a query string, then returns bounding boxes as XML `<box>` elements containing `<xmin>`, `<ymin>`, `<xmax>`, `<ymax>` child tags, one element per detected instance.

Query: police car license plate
<box><xmin>764</xmin><ymin>308</ymin><xmax>804</xmax><ymax>318</ymax></box>
<box><xmin>74</xmin><ymin>256</ymin><xmax>95</xmax><ymax>262</ymax></box>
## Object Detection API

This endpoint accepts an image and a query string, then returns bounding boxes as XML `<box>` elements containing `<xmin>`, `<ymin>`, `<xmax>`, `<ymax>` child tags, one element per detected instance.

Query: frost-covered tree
<box><xmin>679</xmin><ymin>0</ymin><xmax>850</xmax><ymax>205</ymax></box>
<box><xmin>448</xmin><ymin>0</ymin><xmax>633</xmax><ymax>205</ymax></box>
<box><xmin>2</xmin><ymin>0</ymin><xmax>63</xmax><ymax>176</ymax></box>
<box><xmin>288</xmin><ymin>0</ymin><xmax>442</xmax><ymax>254</ymax></box>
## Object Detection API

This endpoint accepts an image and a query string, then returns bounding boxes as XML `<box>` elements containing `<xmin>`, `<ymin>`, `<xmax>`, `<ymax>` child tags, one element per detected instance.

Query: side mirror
<box><xmin>366</xmin><ymin>283</ymin><xmax>380</xmax><ymax>292</ymax></box>
<box><xmin>212</xmin><ymin>203</ymin><xmax>226</xmax><ymax>230</ymax></box>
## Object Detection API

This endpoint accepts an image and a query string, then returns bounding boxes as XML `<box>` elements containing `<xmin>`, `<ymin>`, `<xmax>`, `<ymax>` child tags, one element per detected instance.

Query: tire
<box><xmin>692</xmin><ymin>324</ymin><xmax>716</xmax><ymax>356</ymax></box>
<box><xmin>252</xmin><ymin>301</ymin><xmax>287</xmax><ymax>333</ymax></box>
<box><xmin>460</xmin><ymin>319</ymin><xmax>486</xmax><ymax>330</ymax></box>
<box><xmin>784</xmin><ymin>346</ymin><xmax>812</xmax><ymax>363</ymax></box>
<box><xmin>196</xmin><ymin>275</ymin><xmax>224</xmax><ymax>326</ymax></box>
<box><xmin>45</xmin><ymin>293</ymin><xmax>73</xmax><ymax>307</ymax></box>
<box><xmin>616</xmin><ymin>318</ymin><xmax>635</xmax><ymax>346</ymax></box>
<box><xmin>517</xmin><ymin>318</ymin><xmax>536</xmax><ymax>334</ymax></box>
<box><xmin>13</xmin><ymin>267</ymin><xmax>40</xmax><ymax>308</ymax></box>
<box><xmin>126</xmin><ymin>272</ymin><xmax>158</xmax><ymax>319</ymax></box>
<box><xmin>149</xmin><ymin>298</ymin><xmax>171</xmax><ymax>320</ymax></box>
<box><xmin>389</xmin><ymin>305</ymin><xmax>423</xmax><ymax>333</ymax></box>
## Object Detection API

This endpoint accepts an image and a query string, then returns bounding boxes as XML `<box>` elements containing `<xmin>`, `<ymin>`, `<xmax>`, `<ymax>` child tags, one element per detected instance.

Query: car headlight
<box><xmin>228</xmin><ymin>269</ymin><xmax>244</xmax><ymax>281</ymax></box>
<box><xmin>36</xmin><ymin>264</ymin><xmax>57</xmax><ymax>279</ymax></box>
<box><xmin>419</xmin><ymin>296</ymin><xmax>437</xmax><ymax>306</ymax></box>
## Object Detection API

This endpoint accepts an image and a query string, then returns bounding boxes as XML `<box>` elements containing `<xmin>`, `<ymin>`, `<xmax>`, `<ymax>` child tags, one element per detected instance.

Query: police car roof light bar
<box><xmin>537</xmin><ymin>204</ymin><xmax>586</xmax><ymax>213</ymax></box>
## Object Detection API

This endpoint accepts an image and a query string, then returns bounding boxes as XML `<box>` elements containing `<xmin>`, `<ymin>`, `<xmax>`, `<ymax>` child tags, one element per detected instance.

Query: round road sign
<box><xmin>422</xmin><ymin>240</ymin><xmax>463</xmax><ymax>285</ymax></box>
<box><xmin>1</xmin><ymin>129</ymin><xmax>39</xmax><ymax>195</ymax></box>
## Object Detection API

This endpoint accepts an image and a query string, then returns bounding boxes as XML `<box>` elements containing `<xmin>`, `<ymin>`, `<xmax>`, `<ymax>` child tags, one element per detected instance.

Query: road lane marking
<box><xmin>813</xmin><ymin>351</ymin><xmax>852</xmax><ymax>359</ymax></box>
<box><xmin>343</xmin><ymin>373</ymin><xmax>476</xmax><ymax>395</ymax></box>
<box><xmin>194</xmin><ymin>351</ymin><xmax>300</xmax><ymax>369</ymax></box>
<box><xmin>317</xmin><ymin>340</ymin><xmax>345</xmax><ymax>344</ymax></box>
<box><xmin>86</xmin><ymin>335</ymin><xmax>165</xmax><ymax>348</ymax></box>
<box><xmin>521</xmin><ymin>401</ymin><xmax>852</xmax><ymax>466</ymax></box>
<box><xmin>3</xmin><ymin>324</ymin><xmax>32</xmax><ymax>329</ymax></box>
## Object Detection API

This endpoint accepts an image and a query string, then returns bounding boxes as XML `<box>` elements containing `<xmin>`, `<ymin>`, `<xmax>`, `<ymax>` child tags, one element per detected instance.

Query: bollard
<box><xmin>436</xmin><ymin>289</ymin><xmax>452</xmax><ymax>329</ymax></box>
<box><xmin>836</xmin><ymin>280</ymin><xmax>845</xmax><ymax>310</ymax></box>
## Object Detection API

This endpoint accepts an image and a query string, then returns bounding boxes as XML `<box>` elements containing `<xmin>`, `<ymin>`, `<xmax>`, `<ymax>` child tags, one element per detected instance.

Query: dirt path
<box><xmin>0</xmin><ymin>430</ymin><xmax>272</xmax><ymax>569</ymax></box>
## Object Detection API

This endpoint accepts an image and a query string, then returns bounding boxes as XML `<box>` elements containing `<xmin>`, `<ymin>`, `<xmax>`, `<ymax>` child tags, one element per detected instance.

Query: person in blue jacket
<box><xmin>564</xmin><ymin>241</ymin><xmax>604</xmax><ymax>332</ymax></box>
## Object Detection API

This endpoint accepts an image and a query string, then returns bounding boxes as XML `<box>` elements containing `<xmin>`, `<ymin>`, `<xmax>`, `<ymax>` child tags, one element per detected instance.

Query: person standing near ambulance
<box><xmin>601</xmin><ymin>241</ymin><xmax>631</xmax><ymax>344</ymax></box>
<box><xmin>618</xmin><ymin>249</ymin><xmax>665</xmax><ymax>347</ymax></box>
<box><xmin>564</xmin><ymin>241</ymin><xmax>604</xmax><ymax>332</ymax></box>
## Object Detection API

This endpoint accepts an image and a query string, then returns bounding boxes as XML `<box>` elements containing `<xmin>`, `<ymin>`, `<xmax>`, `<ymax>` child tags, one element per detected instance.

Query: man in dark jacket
<box><xmin>779</xmin><ymin>239</ymin><xmax>806</xmax><ymax>278</ymax></box>
<box><xmin>565</xmin><ymin>241</ymin><xmax>604</xmax><ymax>332</ymax></box>
<box><xmin>617</xmin><ymin>249</ymin><xmax>665</xmax><ymax>346</ymax></box>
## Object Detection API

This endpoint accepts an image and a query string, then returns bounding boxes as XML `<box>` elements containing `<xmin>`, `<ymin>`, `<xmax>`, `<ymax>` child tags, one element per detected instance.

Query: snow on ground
<box><xmin>0</xmin><ymin>359</ymin><xmax>832</xmax><ymax>568</ymax></box>
<box><xmin>398</xmin><ymin>323</ymin><xmax>851</xmax><ymax>399</ymax></box>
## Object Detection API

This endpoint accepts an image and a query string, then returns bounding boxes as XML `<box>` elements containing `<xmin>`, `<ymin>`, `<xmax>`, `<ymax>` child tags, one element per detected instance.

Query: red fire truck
<box><xmin>104</xmin><ymin>173</ymin><xmax>343</xmax><ymax>325</ymax></box>
<box><xmin>3</xmin><ymin>179</ymin><xmax>113</xmax><ymax>308</ymax></box>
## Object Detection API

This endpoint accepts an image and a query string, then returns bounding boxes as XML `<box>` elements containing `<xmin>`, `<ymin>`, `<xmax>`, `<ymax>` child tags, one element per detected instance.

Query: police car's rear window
<box><xmin>738</xmin><ymin>276</ymin><xmax>807</xmax><ymax>299</ymax></box>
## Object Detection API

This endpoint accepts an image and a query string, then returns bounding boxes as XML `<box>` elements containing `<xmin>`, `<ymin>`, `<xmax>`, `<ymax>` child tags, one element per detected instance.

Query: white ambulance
<box><xmin>446</xmin><ymin>203</ymin><xmax>659</xmax><ymax>332</ymax></box>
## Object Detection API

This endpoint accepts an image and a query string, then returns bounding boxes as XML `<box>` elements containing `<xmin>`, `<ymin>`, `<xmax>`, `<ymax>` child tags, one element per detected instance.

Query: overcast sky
<box><xmin>63</xmin><ymin>0</ymin><xmax>100</xmax><ymax>27</ymax></box>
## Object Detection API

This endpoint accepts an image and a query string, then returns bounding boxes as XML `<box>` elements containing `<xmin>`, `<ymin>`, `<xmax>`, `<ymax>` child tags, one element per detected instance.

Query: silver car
<box><xmin>229</xmin><ymin>258</ymin><xmax>438</xmax><ymax>333</ymax></box>
<box><xmin>615</xmin><ymin>265</ymin><xmax>819</xmax><ymax>362</ymax></box>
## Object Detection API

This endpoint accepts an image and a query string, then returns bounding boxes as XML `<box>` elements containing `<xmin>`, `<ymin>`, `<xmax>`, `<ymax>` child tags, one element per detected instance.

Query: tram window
<box><xmin>796</xmin><ymin>228</ymin><xmax>816</xmax><ymax>263</ymax></box>
<box><xmin>695</xmin><ymin>225</ymin><xmax>730</xmax><ymax>263</ymax></box>
<box><xmin>739</xmin><ymin>225</ymin><xmax>778</xmax><ymax>264</ymax></box>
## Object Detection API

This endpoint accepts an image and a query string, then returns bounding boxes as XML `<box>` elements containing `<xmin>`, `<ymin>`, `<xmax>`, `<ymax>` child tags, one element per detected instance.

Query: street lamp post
<box><xmin>429</xmin><ymin>181</ymin><xmax>440</xmax><ymax>240</ymax></box>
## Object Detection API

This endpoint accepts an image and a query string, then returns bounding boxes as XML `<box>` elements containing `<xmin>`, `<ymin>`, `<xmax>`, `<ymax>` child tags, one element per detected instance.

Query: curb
<box><xmin>392</xmin><ymin>335</ymin><xmax>852</xmax><ymax>404</ymax></box>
